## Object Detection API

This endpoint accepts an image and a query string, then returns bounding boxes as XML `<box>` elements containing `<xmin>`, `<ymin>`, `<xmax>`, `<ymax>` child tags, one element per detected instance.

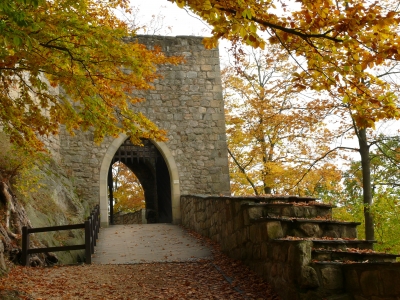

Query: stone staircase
<box><xmin>181</xmin><ymin>194</ymin><xmax>400</xmax><ymax>300</ymax></box>
<box><xmin>242</xmin><ymin>196</ymin><xmax>400</xmax><ymax>299</ymax></box>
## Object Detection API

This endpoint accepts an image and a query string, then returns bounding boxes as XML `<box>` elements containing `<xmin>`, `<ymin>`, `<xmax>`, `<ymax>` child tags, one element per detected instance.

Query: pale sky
<box><xmin>122</xmin><ymin>0</ymin><xmax>212</xmax><ymax>36</ymax></box>
<box><xmin>120</xmin><ymin>0</ymin><xmax>232</xmax><ymax>65</ymax></box>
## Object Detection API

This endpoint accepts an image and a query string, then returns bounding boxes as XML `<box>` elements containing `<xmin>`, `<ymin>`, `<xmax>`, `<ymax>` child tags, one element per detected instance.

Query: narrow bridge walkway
<box><xmin>92</xmin><ymin>224</ymin><xmax>212</xmax><ymax>264</ymax></box>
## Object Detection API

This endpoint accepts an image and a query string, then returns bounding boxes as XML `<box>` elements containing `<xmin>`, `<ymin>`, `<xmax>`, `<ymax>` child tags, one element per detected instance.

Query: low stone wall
<box><xmin>180</xmin><ymin>195</ymin><xmax>306</xmax><ymax>298</ymax></box>
<box><xmin>343</xmin><ymin>263</ymin><xmax>400</xmax><ymax>300</ymax></box>
<box><xmin>181</xmin><ymin>195</ymin><xmax>400</xmax><ymax>300</ymax></box>
<box><xmin>113</xmin><ymin>210</ymin><xmax>146</xmax><ymax>225</ymax></box>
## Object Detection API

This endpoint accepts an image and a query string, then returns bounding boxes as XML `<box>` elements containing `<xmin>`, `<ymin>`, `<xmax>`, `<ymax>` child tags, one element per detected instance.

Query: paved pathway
<box><xmin>92</xmin><ymin>224</ymin><xmax>212</xmax><ymax>264</ymax></box>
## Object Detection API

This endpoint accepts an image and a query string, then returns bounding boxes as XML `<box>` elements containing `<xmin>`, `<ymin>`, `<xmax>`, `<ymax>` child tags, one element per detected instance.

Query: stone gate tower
<box><xmin>58</xmin><ymin>36</ymin><xmax>231</xmax><ymax>226</ymax></box>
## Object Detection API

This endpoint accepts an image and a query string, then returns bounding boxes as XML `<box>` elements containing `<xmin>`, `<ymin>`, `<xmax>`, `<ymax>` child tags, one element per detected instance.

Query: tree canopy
<box><xmin>174</xmin><ymin>0</ymin><xmax>400</xmax><ymax>243</ymax></box>
<box><xmin>177</xmin><ymin>0</ymin><xmax>400</xmax><ymax>128</ymax></box>
<box><xmin>223</xmin><ymin>45</ymin><xmax>342</xmax><ymax>196</ymax></box>
<box><xmin>0</xmin><ymin>0</ymin><xmax>181</xmax><ymax>150</ymax></box>
<box><xmin>3</xmin><ymin>0</ymin><xmax>400</xmax><ymax>151</ymax></box>
<box><xmin>112</xmin><ymin>161</ymin><xmax>145</xmax><ymax>213</ymax></box>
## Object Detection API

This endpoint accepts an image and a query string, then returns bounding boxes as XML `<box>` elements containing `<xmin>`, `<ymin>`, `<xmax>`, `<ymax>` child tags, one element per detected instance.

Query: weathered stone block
<box><xmin>295</xmin><ymin>241</ymin><xmax>313</xmax><ymax>267</ymax></box>
<box><xmin>321</xmin><ymin>266</ymin><xmax>344</xmax><ymax>290</ymax></box>
<box><xmin>360</xmin><ymin>270</ymin><xmax>381</xmax><ymax>296</ymax></box>
<box><xmin>380</xmin><ymin>269</ymin><xmax>400</xmax><ymax>295</ymax></box>
<box><xmin>248</xmin><ymin>206</ymin><xmax>263</xmax><ymax>219</ymax></box>
<box><xmin>187</xmin><ymin>71</ymin><xmax>198</xmax><ymax>78</ymax></box>
<box><xmin>249</xmin><ymin>225</ymin><xmax>259</xmax><ymax>243</ymax></box>
<box><xmin>266</xmin><ymin>221</ymin><xmax>284</xmax><ymax>239</ymax></box>
<box><xmin>299</xmin><ymin>223</ymin><xmax>323</xmax><ymax>237</ymax></box>
<box><xmin>300</xmin><ymin>266</ymin><xmax>320</xmax><ymax>289</ymax></box>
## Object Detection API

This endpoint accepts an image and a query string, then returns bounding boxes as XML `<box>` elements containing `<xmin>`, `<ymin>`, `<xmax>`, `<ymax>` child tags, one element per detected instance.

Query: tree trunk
<box><xmin>262</xmin><ymin>140</ymin><xmax>273</xmax><ymax>195</ymax></box>
<box><xmin>358</xmin><ymin>128</ymin><xmax>375</xmax><ymax>242</ymax></box>
<box><xmin>227</xmin><ymin>148</ymin><xmax>259</xmax><ymax>195</ymax></box>
<box><xmin>0</xmin><ymin>177</ymin><xmax>57</xmax><ymax>267</ymax></box>
<box><xmin>264</xmin><ymin>186</ymin><xmax>272</xmax><ymax>194</ymax></box>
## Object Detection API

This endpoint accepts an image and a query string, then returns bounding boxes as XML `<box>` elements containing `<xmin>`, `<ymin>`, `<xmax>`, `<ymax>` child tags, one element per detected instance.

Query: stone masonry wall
<box><xmin>180</xmin><ymin>195</ymin><xmax>306</xmax><ymax>299</ymax></box>
<box><xmin>343</xmin><ymin>264</ymin><xmax>400</xmax><ymax>300</ymax></box>
<box><xmin>58</xmin><ymin>35</ymin><xmax>230</xmax><ymax>208</ymax></box>
<box><xmin>113</xmin><ymin>210</ymin><xmax>145</xmax><ymax>225</ymax></box>
<box><xmin>181</xmin><ymin>195</ymin><xmax>400</xmax><ymax>300</ymax></box>
<box><xmin>132</xmin><ymin>35</ymin><xmax>230</xmax><ymax>196</ymax></box>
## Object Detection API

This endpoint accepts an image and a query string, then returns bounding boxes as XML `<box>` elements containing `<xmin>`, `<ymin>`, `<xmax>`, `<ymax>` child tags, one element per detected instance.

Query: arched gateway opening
<box><xmin>99</xmin><ymin>134</ymin><xmax>181</xmax><ymax>227</ymax></box>
<box><xmin>108</xmin><ymin>139</ymin><xmax>171</xmax><ymax>224</ymax></box>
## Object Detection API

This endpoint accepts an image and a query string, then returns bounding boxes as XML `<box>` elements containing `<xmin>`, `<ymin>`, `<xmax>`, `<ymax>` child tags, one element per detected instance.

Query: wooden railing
<box><xmin>21</xmin><ymin>205</ymin><xmax>100</xmax><ymax>266</ymax></box>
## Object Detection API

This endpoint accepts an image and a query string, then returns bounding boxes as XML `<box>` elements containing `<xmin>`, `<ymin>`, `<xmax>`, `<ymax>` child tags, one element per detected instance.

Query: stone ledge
<box><xmin>243</xmin><ymin>202</ymin><xmax>336</xmax><ymax>208</ymax></box>
<box><xmin>312</xmin><ymin>249</ymin><xmax>400</xmax><ymax>263</ymax></box>
<box><xmin>251</xmin><ymin>217</ymin><xmax>361</xmax><ymax>226</ymax></box>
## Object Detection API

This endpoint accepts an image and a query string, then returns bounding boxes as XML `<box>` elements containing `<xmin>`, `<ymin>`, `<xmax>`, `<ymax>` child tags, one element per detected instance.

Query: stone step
<box><xmin>275</xmin><ymin>237</ymin><xmax>376</xmax><ymax>250</ymax></box>
<box><xmin>312</xmin><ymin>249</ymin><xmax>400</xmax><ymax>263</ymax></box>
<box><xmin>311</xmin><ymin>239</ymin><xmax>376</xmax><ymax>251</ymax></box>
<box><xmin>253</xmin><ymin>195</ymin><xmax>319</xmax><ymax>204</ymax></box>
<box><xmin>253</xmin><ymin>217</ymin><xmax>360</xmax><ymax>239</ymax></box>
<box><xmin>308</xmin><ymin>261</ymin><xmax>400</xmax><ymax>298</ymax></box>
<box><xmin>244</xmin><ymin>202</ymin><xmax>333</xmax><ymax>219</ymax></box>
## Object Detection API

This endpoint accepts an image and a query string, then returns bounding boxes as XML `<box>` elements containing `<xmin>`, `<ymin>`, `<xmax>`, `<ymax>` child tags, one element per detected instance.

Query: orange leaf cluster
<box><xmin>0</xmin><ymin>0</ymin><xmax>183</xmax><ymax>150</ymax></box>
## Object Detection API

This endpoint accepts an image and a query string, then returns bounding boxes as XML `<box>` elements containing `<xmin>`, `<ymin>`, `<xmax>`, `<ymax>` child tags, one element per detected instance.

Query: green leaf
<box><xmin>13</xmin><ymin>36</ymin><xmax>22</xmax><ymax>46</ymax></box>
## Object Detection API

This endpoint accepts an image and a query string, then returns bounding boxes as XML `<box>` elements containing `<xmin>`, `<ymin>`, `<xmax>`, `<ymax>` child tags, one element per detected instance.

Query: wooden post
<box><xmin>108</xmin><ymin>165</ymin><xmax>114</xmax><ymax>225</ymax></box>
<box><xmin>89</xmin><ymin>216</ymin><xmax>94</xmax><ymax>254</ymax></box>
<box><xmin>94</xmin><ymin>206</ymin><xmax>99</xmax><ymax>241</ymax></box>
<box><xmin>84</xmin><ymin>220</ymin><xmax>91</xmax><ymax>264</ymax></box>
<box><xmin>94</xmin><ymin>206</ymin><xmax>99</xmax><ymax>242</ymax></box>
<box><xmin>21</xmin><ymin>226</ymin><xmax>29</xmax><ymax>266</ymax></box>
<box><xmin>89</xmin><ymin>211</ymin><xmax>95</xmax><ymax>247</ymax></box>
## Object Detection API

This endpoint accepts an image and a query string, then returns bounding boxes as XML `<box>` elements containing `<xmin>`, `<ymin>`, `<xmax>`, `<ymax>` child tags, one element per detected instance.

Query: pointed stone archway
<box><xmin>109</xmin><ymin>139</ymin><xmax>171</xmax><ymax>224</ymax></box>
<box><xmin>99</xmin><ymin>134</ymin><xmax>181</xmax><ymax>227</ymax></box>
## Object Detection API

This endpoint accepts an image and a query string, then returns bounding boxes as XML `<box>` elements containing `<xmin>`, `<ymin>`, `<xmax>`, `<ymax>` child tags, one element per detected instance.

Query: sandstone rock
<box><xmin>0</xmin><ymin>240</ymin><xmax>7</xmax><ymax>273</ymax></box>
<box><xmin>299</xmin><ymin>223</ymin><xmax>322</xmax><ymax>237</ymax></box>
<box><xmin>300</xmin><ymin>266</ymin><xmax>320</xmax><ymax>288</ymax></box>
<box><xmin>267</xmin><ymin>221</ymin><xmax>284</xmax><ymax>239</ymax></box>
<box><xmin>321</xmin><ymin>266</ymin><xmax>344</xmax><ymax>290</ymax></box>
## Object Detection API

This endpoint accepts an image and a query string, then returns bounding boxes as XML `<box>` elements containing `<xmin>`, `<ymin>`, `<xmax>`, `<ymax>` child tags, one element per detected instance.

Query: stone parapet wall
<box><xmin>113</xmin><ymin>210</ymin><xmax>145</xmax><ymax>225</ymax></box>
<box><xmin>180</xmin><ymin>195</ymin><xmax>308</xmax><ymax>299</ymax></box>
<box><xmin>181</xmin><ymin>195</ymin><xmax>400</xmax><ymax>300</ymax></box>
<box><xmin>343</xmin><ymin>263</ymin><xmax>400</xmax><ymax>300</ymax></box>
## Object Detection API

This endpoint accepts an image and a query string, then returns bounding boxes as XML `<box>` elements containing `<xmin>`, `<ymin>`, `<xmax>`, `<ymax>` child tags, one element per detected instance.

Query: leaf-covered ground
<box><xmin>0</xmin><ymin>233</ymin><xmax>280</xmax><ymax>300</ymax></box>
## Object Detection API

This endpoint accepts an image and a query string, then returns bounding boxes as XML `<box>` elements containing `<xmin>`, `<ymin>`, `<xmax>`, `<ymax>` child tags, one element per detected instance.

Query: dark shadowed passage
<box><xmin>108</xmin><ymin>139</ymin><xmax>172</xmax><ymax>224</ymax></box>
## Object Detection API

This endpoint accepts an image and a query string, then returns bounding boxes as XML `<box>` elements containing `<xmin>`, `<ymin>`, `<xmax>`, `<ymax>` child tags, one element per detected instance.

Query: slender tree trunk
<box><xmin>264</xmin><ymin>186</ymin><xmax>272</xmax><ymax>194</ymax></box>
<box><xmin>262</xmin><ymin>139</ymin><xmax>273</xmax><ymax>194</ymax></box>
<box><xmin>227</xmin><ymin>148</ymin><xmax>259</xmax><ymax>195</ymax></box>
<box><xmin>358</xmin><ymin>128</ymin><xmax>375</xmax><ymax>242</ymax></box>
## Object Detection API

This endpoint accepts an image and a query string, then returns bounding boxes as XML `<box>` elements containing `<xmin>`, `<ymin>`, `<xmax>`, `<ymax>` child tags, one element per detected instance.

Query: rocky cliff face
<box><xmin>0</xmin><ymin>135</ymin><xmax>89</xmax><ymax>270</ymax></box>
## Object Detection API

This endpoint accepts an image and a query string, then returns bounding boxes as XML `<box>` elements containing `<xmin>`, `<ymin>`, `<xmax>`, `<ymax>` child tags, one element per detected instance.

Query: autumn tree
<box><xmin>335</xmin><ymin>136</ymin><xmax>400</xmax><ymax>252</ymax></box>
<box><xmin>298</xmin><ymin>62</ymin><xmax>400</xmax><ymax>242</ymax></box>
<box><xmin>112</xmin><ymin>162</ymin><xmax>145</xmax><ymax>213</ymax></box>
<box><xmin>173</xmin><ymin>0</ymin><xmax>400</xmax><ymax>241</ymax></box>
<box><xmin>0</xmin><ymin>0</ymin><xmax>182</xmax><ymax>150</ymax></box>
<box><xmin>224</xmin><ymin>45</ymin><xmax>343</xmax><ymax>197</ymax></box>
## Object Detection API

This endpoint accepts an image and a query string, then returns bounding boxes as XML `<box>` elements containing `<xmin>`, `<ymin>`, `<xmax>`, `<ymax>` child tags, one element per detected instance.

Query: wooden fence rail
<box><xmin>21</xmin><ymin>205</ymin><xmax>100</xmax><ymax>266</ymax></box>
